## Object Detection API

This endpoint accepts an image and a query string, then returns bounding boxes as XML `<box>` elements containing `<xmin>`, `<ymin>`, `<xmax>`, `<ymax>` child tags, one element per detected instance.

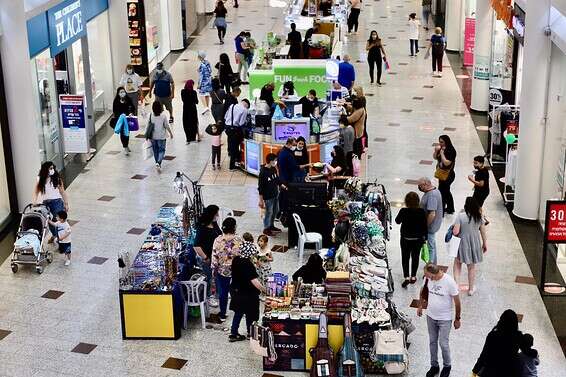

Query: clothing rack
<box><xmin>503</xmin><ymin>142</ymin><xmax>518</xmax><ymax>204</ymax></box>
<box><xmin>489</xmin><ymin>104</ymin><xmax>520</xmax><ymax>166</ymax></box>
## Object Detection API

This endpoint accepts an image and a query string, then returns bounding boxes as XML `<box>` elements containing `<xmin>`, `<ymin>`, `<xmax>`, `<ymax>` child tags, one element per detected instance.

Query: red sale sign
<box><xmin>545</xmin><ymin>201</ymin><xmax>566</xmax><ymax>243</ymax></box>
<box><xmin>464</xmin><ymin>18</ymin><xmax>475</xmax><ymax>67</ymax></box>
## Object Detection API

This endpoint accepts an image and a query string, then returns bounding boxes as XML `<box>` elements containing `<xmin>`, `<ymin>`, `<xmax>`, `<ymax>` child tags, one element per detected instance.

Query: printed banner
<box><xmin>464</xmin><ymin>18</ymin><xmax>475</xmax><ymax>67</ymax></box>
<box><xmin>59</xmin><ymin>94</ymin><xmax>89</xmax><ymax>153</ymax></box>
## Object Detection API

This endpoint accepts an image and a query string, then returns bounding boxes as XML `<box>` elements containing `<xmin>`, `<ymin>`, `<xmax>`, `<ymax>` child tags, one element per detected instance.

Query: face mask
<box><xmin>156</xmin><ymin>69</ymin><xmax>163</xmax><ymax>74</ymax></box>
<box><xmin>127</xmin><ymin>69</ymin><xmax>133</xmax><ymax>74</ymax></box>
<box><xmin>290</xmin><ymin>146</ymin><xmax>296</xmax><ymax>151</ymax></box>
<box><xmin>297</xmin><ymin>146</ymin><xmax>303</xmax><ymax>151</ymax></box>
<box><xmin>48</xmin><ymin>168</ymin><xmax>55</xmax><ymax>176</ymax></box>
<box><xmin>119</xmin><ymin>92</ymin><xmax>126</xmax><ymax>98</ymax></box>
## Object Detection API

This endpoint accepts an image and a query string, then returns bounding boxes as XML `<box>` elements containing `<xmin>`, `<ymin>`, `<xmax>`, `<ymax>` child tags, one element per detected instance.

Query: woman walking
<box><xmin>347</xmin><ymin>97</ymin><xmax>367</xmax><ymax>158</ymax></box>
<box><xmin>147</xmin><ymin>101</ymin><xmax>173</xmax><ymax>170</ymax></box>
<box><xmin>210</xmin><ymin>78</ymin><xmax>226</xmax><ymax>124</ymax></box>
<box><xmin>347</xmin><ymin>0</ymin><xmax>362</xmax><ymax>34</ymax></box>
<box><xmin>216</xmin><ymin>53</ymin><xmax>235</xmax><ymax>94</ymax></box>
<box><xmin>452</xmin><ymin>197</ymin><xmax>488</xmax><ymax>296</ymax></box>
<box><xmin>212</xmin><ymin>217</ymin><xmax>243</xmax><ymax>322</ymax></box>
<box><xmin>119</xmin><ymin>64</ymin><xmax>142</xmax><ymax>114</ymax></box>
<box><xmin>366</xmin><ymin>31</ymin><xmax>386</xmax><ymax>85</ymax></box>
<box><xmin>181</xmin><ymin>79</ymin><xmax>199</xmax><ymax>144</ymax></box>
<box><xmin>111</xmin><ymin>87</ymin><xmax>135</xmax><ymax>155</ymax></box>
<box><xmin>228</xmin><ymin>240</ymin><xmax>264</xmax><ymax>342</ymax></box>
<box><xmin>395</xmin><ymin>192</ymin><xmax>428</xmax><ymax>288</ymax></box>
<box><xmin>197</xmin><ymin>51</ymin><xmax>213</xmax><ymax>114</ymax></box>
<box><xmin>433</xmin><ymin>134</ymin><xmax>457</xmax><ymax>214</ymax></box>
<box><xmin>213</xmin><ymin>1</ymin><xmax>228</xmax><ymax>44</ymax></box>
<box><xmin>426</xmin><ymin>27</ymin><xmax>446</xmax><ymax>77</ymax></box>
<box><xmin>194</xmin><ymin>205</ymin><xmax>223</xmax><ymax>307</ymax></box>
<box><xmin>408</xmin><ymin>13</ymin><xmax>420</xmax><ymax>56</ymax></box>
<box><xmin>33</xmin><ymin>162</ymin><xmax>69</xmax><ymax>242</ymax></box>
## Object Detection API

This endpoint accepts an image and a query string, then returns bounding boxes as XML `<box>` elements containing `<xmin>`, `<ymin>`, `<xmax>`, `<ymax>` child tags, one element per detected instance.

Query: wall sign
<box><xmin>463</xmin><ymin>18</ymin><xmax>476</xmax><ymax>67</ymax></box>
<box><xmin>545</xmin><ymin>201</ymin><xmax>566</xmax><ymax>243</ymax></box>
<box><xmin>59</xmin><ymin>95</ymin><xmax>89</xmax><ymax>153</ymax></box>
<box><xmin>47</xmin><ymin>0</ymin><xmax>86</xmax><ymax>57</ymax></box>
<box><xmin>489</xmin><ymin>88</ymin><xmax>503</xmax><ymax>106</ymax></box>
<box><xmin>473</xmin><ymin>55</ymin><xmax>490</xmax><ymax>81</ymax></box>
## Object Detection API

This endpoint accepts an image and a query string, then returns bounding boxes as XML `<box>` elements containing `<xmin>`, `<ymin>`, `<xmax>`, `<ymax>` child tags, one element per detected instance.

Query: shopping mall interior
<box><xmin>0</xmin><ymin>0</ymin><xmax>565</xmax><ymax>376</ymax></box>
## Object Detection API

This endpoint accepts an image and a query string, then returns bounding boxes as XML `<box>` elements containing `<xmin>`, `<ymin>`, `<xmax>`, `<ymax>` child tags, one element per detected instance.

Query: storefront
<box><xmin>27</xmin><ymin>0</ymin><xmax>114</xmax><ymax>169</ymax></box>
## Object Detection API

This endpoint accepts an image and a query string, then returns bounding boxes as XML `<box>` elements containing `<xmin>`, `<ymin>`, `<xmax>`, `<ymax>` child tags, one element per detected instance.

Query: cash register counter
<box><xmin>240</xmin><ymin>116</ymin><xmax>341</xmax><ymax>176</ymax></box>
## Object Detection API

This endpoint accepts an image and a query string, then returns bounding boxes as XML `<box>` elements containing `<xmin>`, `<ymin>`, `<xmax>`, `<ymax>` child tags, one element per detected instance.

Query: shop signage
<box><xmin>47</xmin><ymin>0</ymin><xmax>86</xmax><ymax>57</ymax></box>
<box><xmin>59</xmin><ymin>94</ymin><xmax>89</xmax><ymax>154</ymax></box>
<box><xmin>489</xmin><ymin>88</ymin><xmax>503</xmax><ymax>106</ymax></box>
<box><xmin>490</xmin><ymin>0</ymin><xmax>513</xmax><ymax>29</ymax></box>
<box><xmin>245</xmin><ymin>140</ymin><xmax>261</xmax><ymax>175</ymax></box>
<box><xmin>273</xmin><ymin>64</ymin><xmax>328</xmax><ymax>100</ymax></box>
<box><xmin>545</xmin><ymin>201</ymin><xmax>566</xmax><ymax>243</ymax></box>
<box><xmin>272</xmin><ymin>121</ymin><xmax>311</xmax><ymax>143</ymax></box>
<box><xmin>473</xmin><ymin>55</ymin><xmax>490</xmax><ymax>81</ymax></box>
<box><xmin>463</xmin><ymin>18</ymin><xmax>476</xmax><ymax>67</ymax></box>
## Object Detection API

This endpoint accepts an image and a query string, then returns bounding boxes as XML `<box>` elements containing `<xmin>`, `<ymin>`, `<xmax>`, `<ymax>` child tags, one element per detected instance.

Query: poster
<box><xmin>59</xmin><ymin>95</ymin><xmax>89</xmax><ymax>153</ymax></box>
<box><xmin>463</xmin><ymin>18</ymin><xmax>475</xmax><ymax>67</ymax></box>
<box><xmin>473</xmin><ymin>55</ymin><xmax>490</xmax><ymax>81</ymax></box>
<box><xmin>245</xmin><ymin>140</ymin><xmax>261</xmax><ymax>175</ymax></box>
<box><xmin>545</xmin><ymin>201</ymin><xmax>566</xmax><ymax>243</ymax></box>
<box><xmin>273</xmin><ymin>121</ymin><xmax>311</xmax><ymax>143</ymax></box>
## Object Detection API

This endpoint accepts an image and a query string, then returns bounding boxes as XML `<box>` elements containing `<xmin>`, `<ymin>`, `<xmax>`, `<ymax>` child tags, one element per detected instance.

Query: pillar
<box><xmin>513</xmin><ymin>0</ymin><xmax>552</xmax><ymax>220</ymax></box>
<box><xmin>108</xmin><ymin>0</ymin><xmax>131</xmax><ymax>84</ymax></box>
<box><xmin>169</xmin><ymin>0</ymin><xmax>184</xmax><ymax>51</ymax></box>
<box><xmin>446</xmin><ymin>0</ymin><xmax>463</xmax><ymax>51</ymax></box>
<box><xmin>0</xmin><ymin>1</ymin><xmax>42</xmax><ymax>211</ymax></box>
<box><xmin>470</xmin><ymin>0</ymin><xmax>493</xmax><ymax>111</ymax></box>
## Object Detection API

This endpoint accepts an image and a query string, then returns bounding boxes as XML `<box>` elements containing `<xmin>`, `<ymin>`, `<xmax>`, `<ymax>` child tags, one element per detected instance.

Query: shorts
<box><xmin>59</xmin><ymin>243</ymin><xmax>71</xmax><ymax>255</ymax></box>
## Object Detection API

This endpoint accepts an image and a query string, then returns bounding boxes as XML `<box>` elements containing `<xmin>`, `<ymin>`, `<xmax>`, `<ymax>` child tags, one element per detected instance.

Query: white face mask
<box><xmin>119</xmin><ymin>91</ymin><xmax>127</xmax><ymax>98</ymax></box>
<box><xmin>48</xmin><ymin>168</ymin><xmax>55</xmax><ymax>176</ymax></box>
<box><xmin>297</xmin><ymin>146</ymin><xmax>303</xmax><ymax>151</ymax></box>
<box><xmin>127</xmin><ymin>69</ymin><xmax>133</xmax><ymax>74</ymax></box>
<box><xmin>290</xmin><ymin>146</ymin><xmax>296</xmax><ymax>151</ymax></box>
<box><xmin>156</xmin><ymin>69</ymin><xmax>163</xmax><ymax>74</ymax></box>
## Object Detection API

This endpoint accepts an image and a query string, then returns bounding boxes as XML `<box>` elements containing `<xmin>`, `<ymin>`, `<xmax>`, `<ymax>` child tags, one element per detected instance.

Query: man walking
<box><xmin>224</xmin><ymin>98</ymin><xmax>249</xmax><ymax>170</ymax></box>
<box><xmin>338</xmin><ymin>55</ymin><xmax>356</xmax><ymax>92</ymax></box>
<box><xmin>418</xmin><ymin>177</ymin><xmax>443</xmax><ymax>264</ymax></box>
<box><xmin>468</xmin><ymin>155</ymin><xmax>490</xmax><ymax>209</ymax></box>
<box><xmin>418</xmin><ymin>263</ymin><xmax>461</xmax><ymax>377</ymax></box>
<box><xmin>258</xmin><ymin>153</ymin><xmax>286</xmax><ymax>236</ymax></box>
<box><xmin>150</xmin><ymin>62</ymin><xmax>175</xmax><ymax>123</ymax></box>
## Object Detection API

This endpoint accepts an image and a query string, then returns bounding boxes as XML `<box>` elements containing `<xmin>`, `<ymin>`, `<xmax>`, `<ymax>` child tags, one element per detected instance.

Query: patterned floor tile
<box><xmin>87</xmin><ymin>257</ymin><xmax>109</xmax><ymax>265</ymax></box>
<box><xmin>41</xmin><ymin>290</ymin><xmax>65</xmax><ymax>299</ymax></box>
<box><xmin>97</xmin><ymin>195</ymin><xmax>115</xmax><ymax>202</ymax></box>
<box><xmin>126</xmin><ymin>227</ymin><xmax>146</xmax><ymax>235</ymax></box>
<box><xmin>71</xmin><ymin>343</ymin><xmax>97</xmax><ymax>354</ymax></box>
<box><xmin>162</xmin><ymin>357</ymin><xmax>188</xmax><ymax>370</ymax></box>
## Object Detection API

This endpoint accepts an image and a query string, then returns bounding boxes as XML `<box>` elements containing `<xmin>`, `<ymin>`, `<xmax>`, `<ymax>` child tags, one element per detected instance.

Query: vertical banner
<box><xmin>464</xmin><ymin>18</ymin><xmax>476</xmax><ymax>67</ymax></box>
<box><xmin>59</xmin><ymin>95</ymin><xmax>89</xmax><ymax>153</ymax></box>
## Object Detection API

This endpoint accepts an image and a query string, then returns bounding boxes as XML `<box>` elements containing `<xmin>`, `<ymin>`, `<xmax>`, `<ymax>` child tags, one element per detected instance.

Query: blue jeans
<box><xmin>427</xmin><ymin>316</ymin><xmax>452</xmax><ymax>368</ymax></box>
<box><xmin>152</xmin><ymin>139</ymin><xmax>166</xmax><ymax>164</ymax></box>
<box><xmin>231</xmin><ymin>310</ymin><xmax>254</xmax><ymax>336</ymax></box>
<box><xmin>198</xmin><ymin>257</ymin><xmax>213</xmax><ymax>297</ymax></box>
<box><xmin>263</xmin><ymin>197</ymin><xmax>279</xmax><ymax>230</ymax></box>
<box><xmin>216</xmin><ymin>274</ymin><xmax>231</xmax><ymax>317</ymax></box>
<box><xmin>44</xmin><ymin>198</ymin><xmax>65</xmax><ymax>237</ymax></box>
<box><xmin>427</xmin><ymin>231</ymin><xmax>437</xmax><ymax>264</ymax></box>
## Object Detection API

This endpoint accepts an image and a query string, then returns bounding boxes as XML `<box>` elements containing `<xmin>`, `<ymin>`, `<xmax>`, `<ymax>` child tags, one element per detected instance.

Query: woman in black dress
<box><xmin>433</xmin><ymin>134</ymin><xmax>457</xmax><ymax>214</ymax></box>
<box><xmin>181</xmin><ymin>79</ymin><xmax>199</xmax><ymax>144</ymax></box>
<box><xmin>366</xmin><ymin>30</ymin><xmax>387</xmax><ymax>85</ymax></box>
<box><xmin>215</xmin><ymin>53</ymin><xmax>235</xmax><ymax>94</ymax></box>
<box><xmin>229</xmin><ymin>241</ymin><xmax>264</xmax><ymax>342</ymax></box>
<box><xmin>111</xmin><ymin>87</ymin><xmax>134</xmax><ymax>155</ymax></box>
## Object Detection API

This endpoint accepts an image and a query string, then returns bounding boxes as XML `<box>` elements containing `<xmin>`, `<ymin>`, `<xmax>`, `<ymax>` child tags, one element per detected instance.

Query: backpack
<box><xmin>153</xmin><ymin>72</ymin><xmax>171</xmax><ymax>97</ymax></box>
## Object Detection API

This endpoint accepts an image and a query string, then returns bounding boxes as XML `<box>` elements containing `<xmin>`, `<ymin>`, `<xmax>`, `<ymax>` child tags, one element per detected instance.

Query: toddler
<box><xmin>518</xmin><ymin>333</ymin><xmax>539</xmax><ymax>377</ymax></box>
<box><xmin>49</xmin><ymin>210</ymin><xmax>72</xmax><ymax>266</ymax></box>
<box><xmin>256</xmin><ymin>234</ymin><xmax>273</xmax><ymax>288</ymax></box>
<box><xmin>211</xmin><ymin>124</ymin><xmax>221</xmax><ymax>170</ymax></box>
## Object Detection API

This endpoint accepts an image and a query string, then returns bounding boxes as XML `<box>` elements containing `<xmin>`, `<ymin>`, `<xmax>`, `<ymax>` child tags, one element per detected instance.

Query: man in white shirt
<box><xmin>418</xmin><ymin>263</ymin><xmax>461</xmax><ymax>377</ymax></box>
<box><xmin>224</xmin><ymin>99</ymin><xmax>250</xmax><ymax>170</ymax></box>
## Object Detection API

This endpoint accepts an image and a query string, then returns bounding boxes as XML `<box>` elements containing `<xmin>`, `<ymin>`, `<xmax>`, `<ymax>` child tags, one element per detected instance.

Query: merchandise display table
<box><xmin>118</xmin><ymin>207</ymin><xmax>190</xmax><ymax>340</ymax></box>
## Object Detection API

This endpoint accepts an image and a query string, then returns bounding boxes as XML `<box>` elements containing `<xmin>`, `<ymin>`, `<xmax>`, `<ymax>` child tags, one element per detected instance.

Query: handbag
<box><xmin>434</xmin><ymin>166</ymin><xmax>450</xmax><ymax>181</ymax></box>
<box><xmin>420</xmin><ymin>278</ymin><xmax>429</xmax><ymax>303</ymax></box>
<box><xmin>145</xmin><ymin>114</ymin><xmax>155</xmax><ymax>139</ymax></box>
<box><xmin>142</xmin><ymin>140</ymin><xmax>153</xmax><ymax>160</ymax></box>
<box><xmin>420</xmin><ymin>243</ymin><xmax>430</xmax><ymax>263</ymax></box>
<box><xmin>371</xmin><ymin>328</ymin><xmax>408</xmax><ymax>373</ymax></box>
<box><xmin>352</xmin><ymin>155</ymin><xmax>361</xmax><ymax>177</ymax></box>
<box><xmin>447</xmin><ymin>235</ymin><xmax>461</xmax><ymax>258</ymax></box>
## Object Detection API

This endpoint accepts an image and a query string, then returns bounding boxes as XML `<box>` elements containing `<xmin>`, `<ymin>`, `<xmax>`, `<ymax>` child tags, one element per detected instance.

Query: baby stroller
<box><xmin>11</xmin><ymin>204</ymin><xmax>52</xmax><ymax>274</ymax></box>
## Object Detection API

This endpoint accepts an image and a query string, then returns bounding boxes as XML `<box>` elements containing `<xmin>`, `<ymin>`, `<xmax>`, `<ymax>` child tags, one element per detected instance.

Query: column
<box><xmin>169</xmin><ymin>0</ymin><xmax>184</xmax><ymax>51</ymax></box>
<box><xmin>108</xmin><ymin>0</ymin><xmax>130</xmax><ymax>84</ymax></box>
<box><xmin>470</xmin><ymin>0</ymin><xmax>493</xmax><ymax>111</ymax></box>
<box><xmin>0</xmin><ymin>1</ymin><xmax>42</xmax><ymax>211</ymax></box>
<box><xmin>445</xmin><ymin>0</ymin><xmax>463</xmax><ymax>52</ymax></box>
<box><xmin>513</xmin><ymin>0</ymin><xmax>552</xmax><ymax>220</ymax></box>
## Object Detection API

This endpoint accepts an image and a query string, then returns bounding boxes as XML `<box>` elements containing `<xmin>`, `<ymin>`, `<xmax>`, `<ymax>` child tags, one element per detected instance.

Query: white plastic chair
<box><xmin>219</xmin><ymin>207</ymin><xmax>234</xmax><ymax>224</ymax></box>
<box><xmin>292</xmin><ymin>213</ymin><xmax>323</xmax><ymax>260</ymax></box>
<box><xmin>180</xmin><ymin>276</ymin><xmax>208</xmax><ymax>329</ymax></box>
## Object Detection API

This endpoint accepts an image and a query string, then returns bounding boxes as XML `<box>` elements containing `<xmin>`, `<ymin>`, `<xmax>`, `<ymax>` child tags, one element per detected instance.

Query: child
<box><xmin>49</xmin><ymin>211</ymin><xmax>72</xmax><ymax>266</ymax></box>
<box><xmin>518</xmin><ymin>333</ymin><xmax>539</xmax><ymax>377</ymax></box>
<box><xmin>211</xmin><ymin>124</ymin><xmax>221</xmax><ymax>170</ymax></box>
<box><xmin>256</xmin><ymin>234</ymin><xmax>273</xmax><ymax>289</ymax></box>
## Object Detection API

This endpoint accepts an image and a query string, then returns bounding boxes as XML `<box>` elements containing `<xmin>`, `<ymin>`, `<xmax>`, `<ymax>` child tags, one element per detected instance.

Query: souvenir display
<box><xmin>337</xmin><ymin>314</ymin><xmax>363</xmax><ymax>377</ymax></box>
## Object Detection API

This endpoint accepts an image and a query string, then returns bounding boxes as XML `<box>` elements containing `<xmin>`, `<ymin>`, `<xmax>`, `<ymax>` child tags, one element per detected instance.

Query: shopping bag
<box><xmin>142</xmin><ymin>140</ymin><xmax>153</xmax><ymax>160</ymax></box>
<box><xmin>420</xmin><ymin>243</ymin><xmax>430</xmax><ymax>263</ymax></box>
<box><xmin>127</xmin><ymin>116</ymin><xmax>139</xmax><ymax>132</ymax></box>
<box><xmin>424</xmin><ymin>50</ymin><xmax>431</xmax><ymax>60</ymax></box>
<box><xmin>383</xmin><ymin>57</ymin><xmax>390</xmax><ymax>70</ymax></box>
<box><xmin>447</xmin><ymin>235</ymin><xmax>461</xmax><ymax>258</ymax></box>
<box><xmin>352</xmin><ymin>154</ymin><xmax>361</xmax><ymax>176</ymax></box>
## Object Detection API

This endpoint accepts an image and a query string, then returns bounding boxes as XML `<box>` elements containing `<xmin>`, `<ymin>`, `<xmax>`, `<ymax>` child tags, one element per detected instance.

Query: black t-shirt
<box><xmin>395</xmin><ymin>207</ymin><xmax>428</xmax><ymax>240</ymax></box>
<box><xmin>298</xmin><ymin>96</ymin><xmax>319</xmax><ymax>117</ymax></box>
<box><xmin>288</xmin><ymin>30</ymin><xmax>302</xmax><ymax>46</ymax></box>
<box><xmin>294</xmin><ymin>148</ymin><xmax>309</xmax><ymax>167</ymax></box>
<box><xmin>474</xmin><ymin>168</ymin><xmax>490</xmax><ymax>194</ymax></box>
<box><xmin>194</xmin><ymin>223</ymin><xmax>222</xmax><ymax>258</ymax></box>
<box><xmin>438</xmin><ymin>147</ymin><xmax>457</xmax><ymax>170</ymax></box>
<box><xmin>230</xmin><ymin>256</ymin><xmax>260</xmax><ymax>296</ymax></box>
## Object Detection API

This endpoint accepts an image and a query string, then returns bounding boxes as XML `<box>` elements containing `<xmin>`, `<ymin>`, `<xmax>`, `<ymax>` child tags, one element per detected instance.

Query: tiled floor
<box><xmin>0</xmin><ymin>0</ymin><xmax>565</xmax><ymax>376</ymax></box>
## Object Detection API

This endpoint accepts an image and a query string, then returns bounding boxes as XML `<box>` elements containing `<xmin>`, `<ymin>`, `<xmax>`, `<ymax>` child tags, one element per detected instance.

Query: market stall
<box><xmin>253</xmin><ymin>179</ymin><xmax>412</xmax><ymax>375</ymax></box>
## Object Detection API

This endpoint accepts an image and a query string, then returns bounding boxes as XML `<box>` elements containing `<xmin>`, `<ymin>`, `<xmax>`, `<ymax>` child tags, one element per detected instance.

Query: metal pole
<box><xmin>540</xmin><ymin>240</ymin><xmax>548</xmax><ymax>293</ymax></box>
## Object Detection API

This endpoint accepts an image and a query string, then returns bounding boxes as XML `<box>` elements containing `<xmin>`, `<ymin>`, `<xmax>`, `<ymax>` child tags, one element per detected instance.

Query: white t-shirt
<box><xmin>408</xmin><ymin>19</ymin><xmax>420</xmax><ymax>40</ymax></box>
<box><xmin>57</xmin><ymin>221</ymin><xmax>71</xmax><ymax>244</ymax></box>
<box><xmin>426</xmin><ymin>274</ymin><xmax>459</xmax><ymax>321</ymax></box>
<box><xmin>119</xmin><ymin>73</ymin><xmax>143</xmax><ymax>93</ymax></box>
<box><xmin>37</xmin><ymin>177</ymin><xmax>63</xmax><ymax>201</ymax></box>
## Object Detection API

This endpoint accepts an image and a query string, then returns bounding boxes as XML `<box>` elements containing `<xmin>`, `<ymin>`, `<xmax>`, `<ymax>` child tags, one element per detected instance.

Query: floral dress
<box><xmin>198</xmin><ymin>60</ymin><xmax>213</xmax><ymax>96</ymax></box>
<box><xmin>211</xmin><ymin>235</ymin><xmax>242</xmax><ymax>277</ymax></box>
<box><xmin>256</xmin><ymin>247</ymin><xmax>273</xmax><ymax>287</ymax></box>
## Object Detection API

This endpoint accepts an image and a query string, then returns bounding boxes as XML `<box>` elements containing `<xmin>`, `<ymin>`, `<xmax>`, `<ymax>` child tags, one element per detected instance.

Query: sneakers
<box><xmin>426</xmin><ymin>366</ymin><xmax>440</xmax><ymax>377</ymax></box>
<box><xmin>269</xmin><ymin>226</ymin><xmax>282</xmax><ymax>232</ymax></box>
<box><xmin>207</xmin><ymin>296</ymin><xmax>219</xmax><ymax>307</ymax></box>
<box><xmin>440</xmin><ymin>366</ymin><xmax>451</xmax><ymax>377</ymax></box>
<box><xmin>124</xmin><ymin>148</ymin><xmax>130</xmax><ymax>156</ymax></box>
<box><xmin>218</xmin><ymin>314</ymin><xmax>227</xmax><ymax>322</ymax></box>
<box><xmin>64</xmin><ymin>260</ymin><xmax>71</xmax><ymax>266</ymax></box>
<box><xmin>228</xmin><ymin>334</ymin><xmax>246</xmax><ymax>342</ymax></box>
<box><xmin>212</xmin><ymin>165</ymin><xmax>216</xmax><ymax>171</ymax></box>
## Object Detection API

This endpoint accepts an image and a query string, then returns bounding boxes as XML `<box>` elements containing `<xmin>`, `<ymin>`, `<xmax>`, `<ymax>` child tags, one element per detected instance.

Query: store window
<box><xmin>87</xmin><ymin>12</ymin><xmax>114</xmax><ymax>129</ymax></box>
<box><xmin>490</xmin><ymin>19</ymin><xmax>514</xmax><ymax>91</ymax></box>
<box><xmin>145</xmin><ymin>0</ymin><xmax>163</xmax><ymax>69</ymax></box>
